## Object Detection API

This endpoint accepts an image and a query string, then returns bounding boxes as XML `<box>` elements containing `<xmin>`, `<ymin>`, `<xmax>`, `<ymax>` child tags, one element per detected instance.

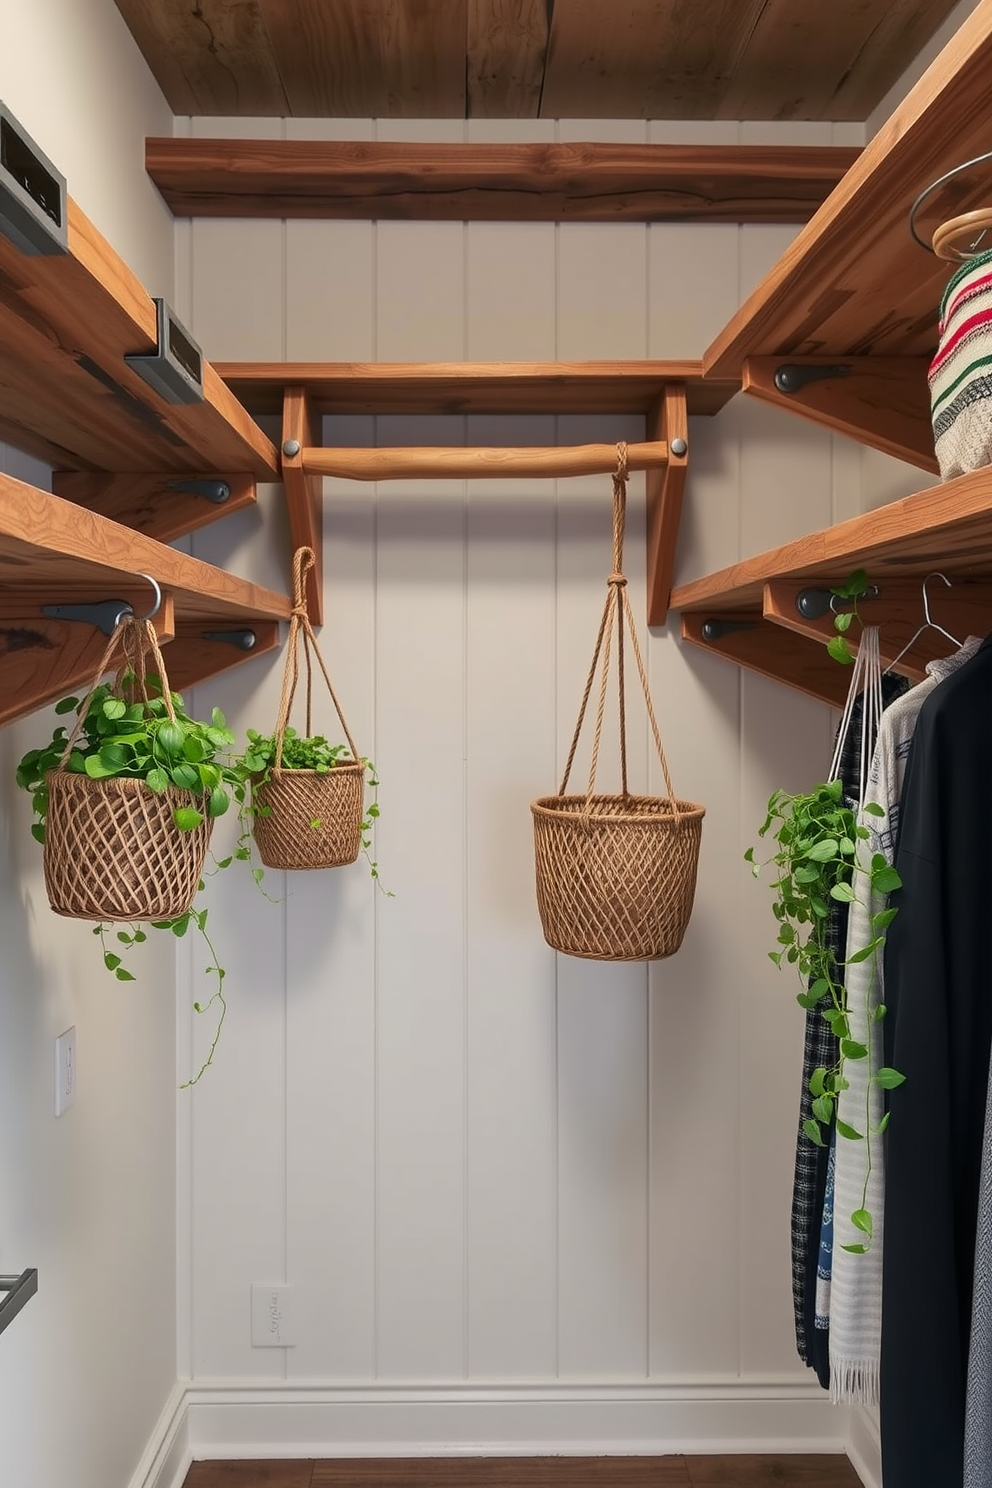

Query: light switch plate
<box><xmin>250</xmin><ymin>1284</ymin><xmax>294</xmax><ymax>1347</ymax></box>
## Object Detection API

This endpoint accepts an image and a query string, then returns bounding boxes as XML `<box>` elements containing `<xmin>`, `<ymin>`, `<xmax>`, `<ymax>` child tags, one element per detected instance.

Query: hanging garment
<box><xmin>966</xmin><ymin>1064</ymin><xmax>992</xmax><ymax>1487</ymax></box>
<box><xmin>789</xmin><ymin>673</ymin><xmax>908</xmax><ymax>1385</ymax></box>
<box><xmin>880</xmin><ymin>634</ymin><xmax>992</xmax><ymax>1488</ymax></box>
<box><xmin>829</xmin><ymin>639</ymin><xmax>981</xmax><ymax>1406</ymax></box>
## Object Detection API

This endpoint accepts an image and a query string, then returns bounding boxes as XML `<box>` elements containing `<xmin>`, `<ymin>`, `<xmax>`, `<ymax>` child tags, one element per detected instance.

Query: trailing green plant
<box><xmin>826</xmin><ymin>567</ymin><xmax>872</xmax><ymax>664</ymax></box>
<box><xmin>238</xmin><ymin>725</ymin><xmax>388</xmax><ymax>888</ymax></box>
<box><xmin>746</xmin><ymin>781</ymin><xmax>906</xmax><ymax>1251</ymax></box>
<box><xmin>15</xmin><ymin>677</ymin><xmax>250</xmax><ymax>1086</ymax></box>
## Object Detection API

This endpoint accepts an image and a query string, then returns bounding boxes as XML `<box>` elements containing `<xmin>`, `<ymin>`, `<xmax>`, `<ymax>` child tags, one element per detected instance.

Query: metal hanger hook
<box><xmin>921</xmin><ymin>571</ymin><xmax>952</xmax><ymax>629</ymax></box>
<box><xmin>135</xmin><ymin>572</ymin><xmax>162</xmax><ymax>621</ymax></box>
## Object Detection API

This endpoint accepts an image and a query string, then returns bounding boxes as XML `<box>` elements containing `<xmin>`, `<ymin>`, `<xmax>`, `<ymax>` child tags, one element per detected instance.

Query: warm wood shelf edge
<box><xmin>0</xmin><ymin>198</ymin><xmax>278</xmax><ymax>480</ymax></box>
<box><xmin>671</xmin><ymin>466</ymin><xmax>992</xmax><ymax>611</ymax></box>
<box><xmin>217</xmin><ymin>361</ymin><xmax>739</xmax><ymax>417</ymax></box>
<box><xmin>701</xmin><ymin>3</ymin><xmax>992</xmax><ymax>375</ymax></box>
<box><xmin>0</xmin><ymin>474</ymin><xmax>292</xmax><ymax>624</ymax></box>
<box><xmin>146</xmin><ymin>139</ymin><xmax>860</xmax><ymax>222</ymax></box>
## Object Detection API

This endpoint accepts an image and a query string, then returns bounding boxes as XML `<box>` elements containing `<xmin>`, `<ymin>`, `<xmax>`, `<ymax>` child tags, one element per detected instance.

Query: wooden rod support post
<box><xmin>301</xmin><ymin>440</ymin><xmax>669</xmax><ymax>482</ymax></box>
<box><xmin>281</xmin><ymin>386</ymin><xmax>323</xmax><ymax>624</ymax></box>
<box><xmin>646</xmin><ymin>384</ymin><xmax>688</xmax><ymax>626</ymax></box>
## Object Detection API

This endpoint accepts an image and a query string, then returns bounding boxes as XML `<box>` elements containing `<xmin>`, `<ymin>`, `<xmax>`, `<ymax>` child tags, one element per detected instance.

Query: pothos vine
<box><xmin>745</xmin><ymin>571</ymin><xmax>906</xmax><ymax>1253</ymax></box>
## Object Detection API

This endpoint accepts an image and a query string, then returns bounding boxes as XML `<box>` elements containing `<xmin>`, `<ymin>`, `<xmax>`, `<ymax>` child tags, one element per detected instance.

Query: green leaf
<box><xmin>863</xmin><ymin>801</ymin><xmax>885</xmax><ymax>817</ymax></box>
<box><xmin>873</xmin><ymin>1003</ymin><xmax>888</xmax><ymax>1022</ymax></box>
<box><xmin>104</xmin><ymin>952</ymin><xmax>121</xmax><ymax>971</ymax></box>
<box><xmin>173</xmin><ymin>806</ymin><xmax>204</xmax><ymax>832</ymax></box>
<box><xmin>836</xmin><ymin>1118</ymin><xmax>864</xmax><ymax>1141</ymax></box>
<box><xmin>803</xmin><ymin>1118</ymin><xmax>826</xmax><ymax>1148</ymax></box>
<box><xmin>830</xmin><ymin>882</ymin><xmax>856</xmax><ymax>902</ymax></box>
<box><xmin>876</xmin><ymin>1111</ymin><xmax>891</xmax><ymax>1134</ymax></box>
<box><xmin>833</xmin><ymin>609</ymin><xmax>854</xmax><ymax>633</ymax></box>
<box><xmin>30</xmin><ymin>822</ymin><xmax>45</xmax><ymax>844</ymax></box>
<box><xmin>812</xmin><ymin>1094</ymin><xmax>834</xmax><ymax>1124</ymax></box>
<box><xmin>102</xmin><ymin>698</ymin><xmax>127</xmax><ymax>721</ymax></box>
<box><xmin>841</xmin><ymin>1242</ymin><xmax>868</xmax><ymax>1255</ymax></box>
<box><xmin>145</xmin><ymin>767</ymin><xmax>170</xmax><ymax>794</ymax></box>
<box><xmin>805</xmin><ymin>838</ymin><xmax>839</xmax><ymax>862</ymax></box>
<box><xmin>84</xmin><ymin>753</ymin><xmax>117</xmax><ymax>779</ymax></box>
<box><xmin>872</xmin><ymin>865</ymin><xmax>902</xmax><ymax>894</ymax></box>
<box><xmin>115</xmin><ymin>967</ymin><xmax>136</xmax><ymax>982</ymax></box>
<box><xmin>871</xmin><ymin>908</ymin><xmax>898</xmax><ymax>931</ymax></box>
<box><xmin>809</xmin><ymin>1068</ymin><xmax>826</xmax><ymax>1097</ymax></box>
<box><xmin>157</xmin><ymin>721</ymin><xmax>186</xmax><ymax>756</ymax></box>
<box><xmin>827</xmin><ymin>635</ymin><xmax>854</xmax><ymax>664</ymax></box>
<box><xmin>874</xmin><ymin>1067</ymin><xmax>906</xmax><ymax>1090</ymax></box>
<box><xmin>841</xmin><ymin>1038</ymin><xmax>868</xmax><ymax>1060</ymax></box>
<box><xmin>207</xmin><ymin>785</ymin><xmax>230</xmax><ymax>818</ymax></box>
<box><xmin>851</xmin><ymin>1208</ymin><xmax>873</xmax><ymax>1236</ymax></box>
<box><xmin>847</xmin><ymin>937</ymin><xmax>882</xmax><ymax>964</ymax></box>
<box><xmin>171</xmin><ymin>763</ymin><xmax>200</xmax><ymax>791</ymax></box>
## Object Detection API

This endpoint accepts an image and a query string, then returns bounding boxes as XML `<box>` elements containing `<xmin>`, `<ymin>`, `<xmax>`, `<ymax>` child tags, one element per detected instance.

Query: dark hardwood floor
<box><xmin>183</xmin><ymin>1455</ymin><xmax>864</xmax><ymax>1487</ymax></box>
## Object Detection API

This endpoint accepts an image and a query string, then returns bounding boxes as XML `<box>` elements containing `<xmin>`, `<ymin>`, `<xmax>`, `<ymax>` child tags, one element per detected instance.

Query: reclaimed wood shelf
<box><xmin>0</xmin><ymin>471</ymin><xmax>292</xmax><ymax>725</ymax></box>
<box><xmin>699</xmin><ymin>0</ymin><xmax>992</xmax><ymax>469</ymax></box>
<box><xmin>219</xmin><ymin>360</ymin><xmax>738</xmax><ymax>626</ymax></box>
<box><xmin>146</xmin><ymin>140</ymin><xmax>860</xmax><ymax>223</ymax></box>
<box><xmin>672</xmin><ymin>467</ymin><xmax>992</xmax><ymax>706</ymax></box>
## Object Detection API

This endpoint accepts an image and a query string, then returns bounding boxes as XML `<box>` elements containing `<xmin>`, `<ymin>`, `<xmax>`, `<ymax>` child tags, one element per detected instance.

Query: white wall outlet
<box><xmin>250</xmin><ymin>1284</ymin><xmax>295</xmax><ymax>1347</ymax></box>
<box><xmin>54</xmin><ymin>1027</ymin><xmax>76</xmax><ymax>1117</ymax></box>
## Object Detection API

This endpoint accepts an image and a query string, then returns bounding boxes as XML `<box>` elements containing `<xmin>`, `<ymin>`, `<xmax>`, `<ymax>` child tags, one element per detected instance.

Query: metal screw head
<box><xmin>282</xmin><ymin>438</ymin><xmax>302</xmax><ymax>458</ymax></box>
<box><xmin>670</xmin><ymin>436</ymin><xmax>688</xmax><ymax>457</ymax></box>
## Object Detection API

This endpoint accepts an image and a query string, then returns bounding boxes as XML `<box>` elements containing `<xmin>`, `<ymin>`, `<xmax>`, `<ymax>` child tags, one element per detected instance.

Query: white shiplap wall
<box><xmin>172</xmin><ymin>116</ymin><xmax>908</xmax><ymax>1461</ymax></box>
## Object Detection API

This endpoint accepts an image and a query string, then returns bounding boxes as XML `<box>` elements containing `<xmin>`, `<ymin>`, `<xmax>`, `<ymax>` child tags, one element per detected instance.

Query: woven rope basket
<box><xmin>250</xmin><ymin>545</ymin><xmax>367</xmax><ymax>872</ymax></box>
<box><xmin>44</xmin><ymin>770</ymin><xmax>212</xmax><ymax>921</ymax></box>
<box><xmin>252</xmin><ymin>761</ymin><xmax>365</xmax><ymax>870</ymax></box>
<box><xmin>532</xmin><ymin>794</ymin><xmax>704</xmax><ymax>961</ymax></box>
<box><xmin>42</xmin><ymin>616</ymin><xmax>212</xmax><ymax>922</ymax></box>
<box><xmin>531</xmin><ymin>445</ymin><xmax>704</xmax><ymax>961</ymax></box>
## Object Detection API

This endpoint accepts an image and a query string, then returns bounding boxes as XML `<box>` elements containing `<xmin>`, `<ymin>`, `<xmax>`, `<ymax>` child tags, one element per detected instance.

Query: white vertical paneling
<box><xmin>375</xmin><ymin>222</ymin><xmax>466</xmax><ymax>362</ymax></box>
<box><xmin>190</xmin><ymin>119</ymin><xmax>285</xmax><ymax>363</ymax></box>
<box><xmin>556</xmin><ymin>225</ymin><xmax>649</xmax><ymax>361</ymax></box>
<box><xmin>285</xmin><ymin>419</ymin><xmax>379</xmax><ymax>1379</ymax></box>
<box><xmin>374</xmin><ymin>415</ymin><xmax>468</xmax><ymax>1378</ymax></box>
<box><xmin>285</xmin><ymin>121</ymin><xmax>376</xmax><ymax>362</ymax></box>
<box><xmin>465</xmin><ymin>417</ymin><xmax>559</xmax><ymax>1378</ymax></box>
<box><xmin>466</xmin><ymin>224</ymin><xmax>558</xmax><ymax>361</ymax></box>
<box><xmin>739</xmin><ymin>398</ymin><xmax>835</xmax><ymax>557</ymax></box>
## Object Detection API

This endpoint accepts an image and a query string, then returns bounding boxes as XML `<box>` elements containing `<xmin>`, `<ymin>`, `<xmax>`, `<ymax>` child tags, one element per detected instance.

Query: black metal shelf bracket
<box><xmin>0</xmin><ymin>1270</ymin><xmax>38</xmax><ymax>1338</ymax></box>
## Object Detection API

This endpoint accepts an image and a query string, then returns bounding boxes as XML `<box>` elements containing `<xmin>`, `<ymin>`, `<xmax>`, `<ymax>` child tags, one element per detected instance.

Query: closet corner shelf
<box><xmin>671</xmin><ymin>468</ymin><xmax>992</xmax><ymax>708</ymax></box>
<box><xmin>218</xmin><ymin>359</ymin><xmax>739</xmax><ymax>625</ymax></box>
<box><xmin>699</xmin><ymin>0</ymin><xmax>992</xmax><ymax>470</ymax></box>
<box><xmin>0</xmin><ymin>471</ymin><xmax>292</xmax><ymax>726</ymax></box>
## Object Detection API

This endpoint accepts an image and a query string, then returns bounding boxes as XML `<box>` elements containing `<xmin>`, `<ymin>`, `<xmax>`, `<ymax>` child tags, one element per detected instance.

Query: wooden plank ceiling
<box><xmin>113</xmin><ymin>0</ymin><xmax>963</xmax><ymax>121</ymax></box>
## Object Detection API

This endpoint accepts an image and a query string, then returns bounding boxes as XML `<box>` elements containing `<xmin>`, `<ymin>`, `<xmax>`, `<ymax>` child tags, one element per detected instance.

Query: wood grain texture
<box><xmin>145</xmin><ymin>139</ymin><xmax>859</xmax><ymax>224</ymax></box>
<box><xmin>742</xmin><ymin>357</ymin><xmax>937</xmax><ymax>473</ymax></box>
<box><xmin>50</xmin><ymin>473</ymin><xmax>256</xmax><ymax>544</ymax></box>
<box><xmin>671</xmin><ymin>465</ymin><xmax>992</xmax><ymax>616</ymax></box>
<box><xmin>703</xmin><ymin>2</ymin><xmax>992</xmax><ymax>374</ymax></box>
<box><xmin>258</xmin><ymin>0</ymin><xmax>467</xmax><ymax>117</ymax></box>
<box><xmin>216</xmin><ymin>362</ymin><xmax>739</xmax><ymax>418</ymax></box>
<box><xmin>646</xmin><ymin>384</ymin><xmax>688</xmax><ymax>624</ymax></box>
<box><xmin>182</xmin><ymin>1456</ymin><xmax>863</xmax><ymax>1487</ymax></box>
<box><xmin>467</xmin><ymin>0</ymin><xmax>547</xmax><ymax>118</ymax></box>
<box><xmin>680</xmin><ymin>612</ymin><xmax>852</xmax><ymax>709</ymax></box>
<box><xmin>0</xmin><ymin>196</ymin><xmax>277</xmax><ymax>477</ymax></box>
<box><xmin>302</xmin><ymin>441</ymin><xmax>668</xmax><ymax>480</ymax></box>
<box><xmin>281</xmin><ymin>387</ymin><xmax>323</xmax><ymax>623</ymax></box>
<box><xmin>118</xmin><ymin>0</ymin><xmax>958</xmax><ymax>121</ymax></box>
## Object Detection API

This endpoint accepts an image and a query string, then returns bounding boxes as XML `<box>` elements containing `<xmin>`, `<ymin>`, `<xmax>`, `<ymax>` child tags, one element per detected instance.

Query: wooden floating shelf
<box><xmin>672</xmin><ymin>466</ymin><xmax>992</xmax><ymax>706</ymax></box>
<box><xmin>0</xmin><ymin>472</ymin><xmax>291</xmax><ymax>725</ymax></box>
<box><xmin>698</xmin><ymin>1</ymin><xmax>992</xmax><ymax>466</ymax></box>
<box><xmin>0</xmin><ymin>196</ymin><xmax>277</xmax><ymax>481</ymax></box>
<box><xmin>146</xmin><ymin>140</ymin><xmax>860</xmax><ymax>223</ymax></box>
<box><xmin>218</xmin><ymin>360</ymin><xmax>739</xmax><ymax>419</ymax></box>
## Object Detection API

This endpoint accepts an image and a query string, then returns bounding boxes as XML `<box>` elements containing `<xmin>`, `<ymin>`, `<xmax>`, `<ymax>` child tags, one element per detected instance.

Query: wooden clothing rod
<box><xmin>300</xmin><ymin>441</ymin><xmax>669</xmax><ymax>481</ymax></box>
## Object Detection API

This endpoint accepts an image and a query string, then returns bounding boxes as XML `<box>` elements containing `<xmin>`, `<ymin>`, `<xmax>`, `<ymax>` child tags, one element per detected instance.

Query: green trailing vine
<box><xmin>825</xmin><ymin>567</ymin><xmax>872</xmax><ymax>664</ymax></box>
<box><xmin>15</xmin><ymin>677</ymin><xmax>249</xmax><ymax>1086</ymax></box>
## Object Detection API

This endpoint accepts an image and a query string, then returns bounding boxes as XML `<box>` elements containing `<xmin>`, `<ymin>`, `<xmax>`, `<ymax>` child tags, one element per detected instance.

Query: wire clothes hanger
<box><xmin>884</xmin><ymin>572</ymin><xmax>962</xmax><ymax>674</ymax></box>
<box><xmin>909</xmin><ymin>149</ymin><xmax>992</xmax><ymax>262</ymax></box>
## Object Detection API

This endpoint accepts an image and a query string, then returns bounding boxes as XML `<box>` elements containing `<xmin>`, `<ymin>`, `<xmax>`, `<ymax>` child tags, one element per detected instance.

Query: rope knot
<box><xmin>607</xmin><ymin>572</ymin><xmax>628</xmax><ymax>587</ymax></box>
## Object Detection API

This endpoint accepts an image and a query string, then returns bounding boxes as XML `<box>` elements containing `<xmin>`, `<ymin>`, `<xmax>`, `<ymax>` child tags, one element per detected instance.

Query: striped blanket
<box><xmin>929</xmin><ymin>247</ymin><xmax>992</xmax><ymax>480</ymax></box>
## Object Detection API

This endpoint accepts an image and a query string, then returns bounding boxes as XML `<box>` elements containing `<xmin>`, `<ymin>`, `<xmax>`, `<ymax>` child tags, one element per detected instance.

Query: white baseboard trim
<box><xmin>846</xmin><ymin>1402</ymin><xmax>882</xmax><ymax>1488</ymax></box>
<box><xmin>128</xmin><ymin>1381</ymin><xmax>192</xmax><ymax>1488</ymax></box>
<box><xmin>178</xmin><ymin>1377</ymin><xmax>851</xmax><ymax>1461</ymax></box>
<box><xmin>133</xmin><ymin>1378</ymin><xmax>878</xmax><ymax>1485</ymax></box>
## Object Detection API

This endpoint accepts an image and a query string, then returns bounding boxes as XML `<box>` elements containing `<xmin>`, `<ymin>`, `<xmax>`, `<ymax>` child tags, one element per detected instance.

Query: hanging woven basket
<box><xmin>531</xmin><ymin>444</ymin><xmax>705</xmax><ymax>961</ymax></box>
<box><xmin>250</xmin><ymin>546</ymin><xmax>366</xmax><ymax>871</ymax></box>
<box><xmin>43</xmin><ymin>616</ymin><xmax>212</xmax><ymax>922</ymax></box>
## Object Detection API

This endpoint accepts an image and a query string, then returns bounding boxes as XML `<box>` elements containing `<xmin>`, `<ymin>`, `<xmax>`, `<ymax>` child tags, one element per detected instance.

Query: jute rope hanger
<box><xmin>273</xmin><ymin>545</ymin><xmax>360</xmax><ymax>768</ymax></box>
<box><xmin>558</xmin><ymin>440</ymin><xmax>679</xmax><ymax>815</ymax></box>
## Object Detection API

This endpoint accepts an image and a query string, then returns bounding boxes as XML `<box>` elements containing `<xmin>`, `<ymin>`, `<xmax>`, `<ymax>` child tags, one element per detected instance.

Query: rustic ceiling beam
<box><xmin>145</xmin><ymin>139</ymin><xmax>860</xmax><ymax>223</ymax></box>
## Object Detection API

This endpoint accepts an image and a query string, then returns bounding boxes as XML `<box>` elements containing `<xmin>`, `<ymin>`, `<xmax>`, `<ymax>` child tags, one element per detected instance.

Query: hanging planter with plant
<box><xmin>240</xmin><ymin>545</ymin><xmax>381</xmax><ymax>876</ymax></box>
<box><xmin>531</xmin><ymin>443</ymin><xmax>705</xmax><ymax>961</ymax></box>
